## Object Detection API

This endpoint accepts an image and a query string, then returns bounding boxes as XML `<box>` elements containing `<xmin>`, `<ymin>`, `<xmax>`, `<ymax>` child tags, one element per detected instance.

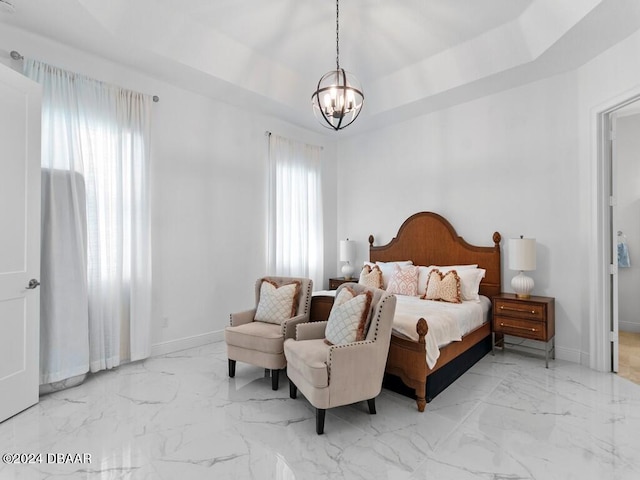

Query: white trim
<box><xmin>590</xmin><ymin>102</ymin><xmax>609</xmax><ymax>372</ymax></box>
<box><xmin>151</xmin><ymin>330</ymin><xmax>223</xmax><ymax>357</ymax></box>
<box><xmin>590</xmin><ymin>85</ymin><xmax>640</xmax><ymax>372</ymax></box>
<box><xmin>555</xmin><ymin>346</ymin><xmax>582</xmax><ymax>364</ymax></box>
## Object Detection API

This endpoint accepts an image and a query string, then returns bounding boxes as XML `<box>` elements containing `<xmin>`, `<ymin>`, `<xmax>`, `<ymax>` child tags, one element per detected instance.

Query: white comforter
<box><xmin>392</xmin><ymin>294</ymin><xmax>489</xmax><ymax>369</ymax></box>
<box><xmin>313</xmin><ymin>290</ymin><xmax>490</xmax><ymax>369</ymax></box>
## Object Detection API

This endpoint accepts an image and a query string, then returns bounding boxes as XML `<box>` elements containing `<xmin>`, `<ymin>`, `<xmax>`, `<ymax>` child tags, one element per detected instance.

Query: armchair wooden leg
<box><xmin>289</xmin><ymin>381</ymin><xmax>297</xmax><ymax>399</ymax></box>
<box><xmin>228</xmin><ymin>359</ymin><xmax>236</xmax><ymax>378</ymax></box>
<box><xmin>367</xmin><ymin>398</ymin><xmax>376</xmax><ymax>415</ymax></box>
<box><xmin>316</xmin><ymin>408</ymin><xmax>326</xmax><ymax>435</ymax></box>
<box><xmin>271</xmin><ymin>369</ymin><xmax>279</xmax><ymax>390</ymax></box>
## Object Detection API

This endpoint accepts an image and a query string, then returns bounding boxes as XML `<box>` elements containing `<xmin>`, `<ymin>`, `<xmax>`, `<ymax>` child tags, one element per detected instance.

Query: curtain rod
<box><xmin>265</xmin><ymin>130</ymin><xmax>324</xmax><ymax>150</ymax></box>
<box><xmin>9</xmin><ymin>50</ymin><xmax>160</xmax><ymax>102</ymax></box>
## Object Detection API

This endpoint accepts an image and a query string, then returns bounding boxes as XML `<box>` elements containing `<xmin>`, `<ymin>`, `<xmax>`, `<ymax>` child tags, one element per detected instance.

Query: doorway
<box><xmin>612</xmin><ymin>100</ymin><xmax>640</xmax><ymax>384</ymax></box>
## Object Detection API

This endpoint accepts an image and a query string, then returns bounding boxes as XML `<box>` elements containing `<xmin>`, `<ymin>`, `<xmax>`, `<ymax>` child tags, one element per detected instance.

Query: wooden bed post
<box><xmin>415</xmin><ymin>318</ymin><xmax>429</xmax><ymax>412</ymax></box>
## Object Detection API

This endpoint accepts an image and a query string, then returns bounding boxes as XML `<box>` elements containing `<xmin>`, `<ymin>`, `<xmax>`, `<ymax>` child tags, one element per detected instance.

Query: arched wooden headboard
<box><xmin>369</xmin><ymin>212</ymin><xmax>502</xmax><ymax>298</ymax></box>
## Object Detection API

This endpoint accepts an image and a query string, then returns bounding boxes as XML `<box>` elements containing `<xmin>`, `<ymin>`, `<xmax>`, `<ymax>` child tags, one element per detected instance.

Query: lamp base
<box><xmin>341</xmin><ymin>262</ymin><xmax>355</xmax><ymax>280</ymax></box>
<box><xmin>511</xmin><ymin>271</ymin><xmax>534</xmax><ymax>298</ymax></box>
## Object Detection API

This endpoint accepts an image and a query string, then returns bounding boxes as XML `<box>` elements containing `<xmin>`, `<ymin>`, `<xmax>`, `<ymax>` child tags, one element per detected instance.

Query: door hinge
<box><xmin>609</xmin><ymin>264</ymin><xmax>618</xmax><ymax>275</ymax></box>
<box><xmin>609</xmin><ymin>195</ymin><xmax>617</xmax><ymax>206</ymax></box>
<box><xmin>609</xmin><ymin>129</ymin><xmax>616</xmax><ymax>141</ymax></box>
<box><xmin>610</xmin><ymin>331</ymin><xmax>618</xmax><ymax>342</ymax></box>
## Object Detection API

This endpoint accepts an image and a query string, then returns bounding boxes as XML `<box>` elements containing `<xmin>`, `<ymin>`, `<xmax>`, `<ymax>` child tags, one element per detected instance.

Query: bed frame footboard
<box><xmin>384</xmin><ymin>318</ymin><xmax>429</xmax><ymax>411</ymax></box>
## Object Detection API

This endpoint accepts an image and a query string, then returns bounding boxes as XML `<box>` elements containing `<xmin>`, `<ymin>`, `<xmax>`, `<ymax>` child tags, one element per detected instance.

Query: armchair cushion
<box><xmin>224</xmin><ymin>321</ymin><xmax>284</xmax><ymax>355</ymax></box>
<box><xmin>324</xmin><ymin>287</ymin><xmax>373</xmax><ymax>345</ymax></box>
<box><xmin>254</xmin><ymin>279</ymin><xmax>301</xmax><ymax>324</ymax></box>
<box><xmin>283</xmin><ymin>338</ymin><xmax>329</xmax><ymax>388</ymax></box>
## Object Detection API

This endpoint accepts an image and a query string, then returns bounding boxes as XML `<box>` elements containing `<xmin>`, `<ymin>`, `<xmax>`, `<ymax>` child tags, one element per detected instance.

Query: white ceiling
<box><xmin>2</xmin><ymin>0</ymin><xmax>640</xmax><ymax>135</ymax></box>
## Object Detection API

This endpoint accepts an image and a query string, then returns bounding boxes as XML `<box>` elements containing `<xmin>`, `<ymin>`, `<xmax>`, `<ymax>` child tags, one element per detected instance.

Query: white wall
<box><xmin>336</xmin><ymin>73</ymin><xmax>582</xmax><ymax>362</ymax></box>
<box><xmin>615</xmin><ymin>112</ymin><xmax>640</xmax><ymax>333</ymax></box>
<box><xmin>0</xmin><ymin>26</ymin><xmax>337</xmax><ymax>356</ymax></box>
<box><xmin>336</xmin><ymin>27</ymin><xmax>640</xmax><ymax>367</ymax></box>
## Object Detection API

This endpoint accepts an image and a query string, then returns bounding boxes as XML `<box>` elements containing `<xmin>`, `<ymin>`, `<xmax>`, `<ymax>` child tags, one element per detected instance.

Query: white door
<box><xmin>0</xmin><ymin>63</ymin><xmax>42</xmax><ymax>423</ymax></box>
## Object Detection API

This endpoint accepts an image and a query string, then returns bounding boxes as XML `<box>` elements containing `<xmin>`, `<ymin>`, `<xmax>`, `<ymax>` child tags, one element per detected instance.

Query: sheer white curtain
<box><xmin>25</xmin><ymin>60</ymin><xmax>152</xmax><ymax>378</ymax></box>
<box><xmin>267</xmin><ymin>134</ymin><xmax>324</xmax><ymax>288</ymax></box>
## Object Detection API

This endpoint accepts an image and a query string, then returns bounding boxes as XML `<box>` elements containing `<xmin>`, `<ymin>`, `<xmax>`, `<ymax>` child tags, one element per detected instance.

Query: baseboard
<box><xmin>580</xmin><ymin>351</ymin><xmax>591</xmax><ymax>368</ymax></box>
<box><xmin>151</xmin><ymin>330</ymin><xmax>223</xmax><ymax>357</ymax></box>
<box><xmin>619</xmin><ymin>322</ymin><xmax>640</xmax><ymax>333</ymax></box>
<box><xmin>503</xmin><ymin>336</ymin><xmax>581</xmax><ymax>364</ymax></box>
<box><xmin>554</xmin><ymin>345</ymin><xmax>582</xmax><ymax>363</ymax></box>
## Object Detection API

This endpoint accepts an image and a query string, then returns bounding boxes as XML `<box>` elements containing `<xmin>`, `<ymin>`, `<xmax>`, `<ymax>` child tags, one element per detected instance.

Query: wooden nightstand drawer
<box><xmin>329</xmin><ymin>277</ymin><xmax>353</xmax><ymax>290</ymax></box>
<box><xmin>494</xmin><ymin>299</ymin><xmax>544</xmax><ymax>321</ymax></box>
<box><xmin>493</xmin><ymin>316</ymin><xmax>546</xmax><ymax>341</ymax></box>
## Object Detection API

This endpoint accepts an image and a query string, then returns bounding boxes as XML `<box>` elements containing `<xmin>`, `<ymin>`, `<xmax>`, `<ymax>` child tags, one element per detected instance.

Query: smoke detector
<box><xmin>0</xmin><ymin>0</ymin><xmax>15</xmax><ymax>14</ymax></box>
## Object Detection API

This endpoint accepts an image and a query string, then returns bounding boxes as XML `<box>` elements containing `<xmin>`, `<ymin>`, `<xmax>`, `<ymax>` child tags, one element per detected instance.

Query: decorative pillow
<box><xmin>325</xmin><ymin>287</ymin><xmax>373</xmax><ymax>345</ymax></box>
<box><xmin>364</xmin><ymin>260</ymin><xmax>413</xmax><ymax>289</ymax></box>
<box><xmin>423</xmin><ymin>269</ymin><xmax>461</xmax><ymax>303</ymax></box>
<box><xmin>359</xmin><ymin>265</ymin><xmax>383</xmax><ymax>289</ymax></box>
<box><xmin>458</xmin><ymin>268</ymin><xmax>486</xmax><ymax>301</ymax></box>
<box><xmin>254</xmin><ymin>279</ymin><xmax>301</xmax><ymax>324</ymax></box>
<box><xmin>419</xmin><ymin>265</ymin><xmax>476</xmax><ymax>297</ymax></box>
<box><xmin>386</xmin><ymin>264</ymin><xmax>419</xmax><ymax>296</ymax></box>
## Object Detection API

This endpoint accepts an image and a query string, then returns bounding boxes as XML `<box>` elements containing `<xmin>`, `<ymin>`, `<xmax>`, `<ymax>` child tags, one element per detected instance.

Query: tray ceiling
<box><xmin>2</xmin><ymin>0</ymin><xmax>640</xmax><ymax>135</ymax></box>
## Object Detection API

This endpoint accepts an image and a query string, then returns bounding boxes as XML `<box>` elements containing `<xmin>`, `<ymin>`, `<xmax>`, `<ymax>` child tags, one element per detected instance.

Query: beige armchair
<box><xmin>284</xmin><ymin>283</ymin><xmax>397</xmax><ymax>434</ymax></box>
<box><xmin>225</xmin><ymin>276</ymin><xmax>312</xmax><ymax>390</ymax></box>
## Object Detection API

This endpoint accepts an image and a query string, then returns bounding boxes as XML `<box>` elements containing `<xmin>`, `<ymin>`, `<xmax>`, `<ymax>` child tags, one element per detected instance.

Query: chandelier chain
<box><xmin>336</xmin><ymin>0</ymin><xmax>340</xmax><ymax>70</ymax></box>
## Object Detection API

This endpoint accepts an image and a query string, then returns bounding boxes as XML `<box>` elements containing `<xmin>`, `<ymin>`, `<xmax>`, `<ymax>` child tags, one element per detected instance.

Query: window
<box><xmin>26</xmin><ymin>59</ymin><xmax>152</xmax><ymax>375</ymax></box>
<box><xmin>267</xmin><ymin>134</ymin><xmax>324</xmax><ymax>288</ymax></box>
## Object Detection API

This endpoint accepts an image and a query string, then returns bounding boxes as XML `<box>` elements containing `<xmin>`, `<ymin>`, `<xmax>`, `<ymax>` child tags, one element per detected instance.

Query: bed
<box><xmin>312</xmin><ymin>212</ymin><xmax>501</xmax><ymax>411</ymax></box>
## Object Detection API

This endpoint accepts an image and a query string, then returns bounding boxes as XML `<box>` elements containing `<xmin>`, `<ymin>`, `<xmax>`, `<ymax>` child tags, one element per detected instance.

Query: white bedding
<box><xmin>313</xmin><ymin>290</ymin><xmax>491</xmax><ymax>369</ymax></box>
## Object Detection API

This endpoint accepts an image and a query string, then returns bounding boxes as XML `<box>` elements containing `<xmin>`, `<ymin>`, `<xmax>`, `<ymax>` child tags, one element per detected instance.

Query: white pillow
<box><xmin>458</xmin><ymin>268</ymin><xmax>486</xmax><ymax>301</ymax></box>
<box><xmin>325</xmin><ymin>287</ymin><xmax>373</xmax><ymax>345</ymax></box>
<box><xmin>428</xmin><ymin>264</ymin><xmax>478</xmax><ymax>272</ymax></box>
<box><xmin>364</xmin><ymin>260</ymin><xmax>413</xmax><ymax>289</ymax></box>
<box><xmin>417</xmin><ymin>266</ymin><xmax>434</xmax><ymax>297</ymax></box>
<box><xmin>254</xmin><ymin>279</ymin><xmax>300</xmax><ymax>324</ymax></box>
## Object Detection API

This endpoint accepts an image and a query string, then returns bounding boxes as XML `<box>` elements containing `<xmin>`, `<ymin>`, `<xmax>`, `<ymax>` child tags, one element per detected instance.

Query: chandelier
<box><xmin>311</xmin><ymin>0</ymin><xmax>364</xmax><ymax>130</ymax></box>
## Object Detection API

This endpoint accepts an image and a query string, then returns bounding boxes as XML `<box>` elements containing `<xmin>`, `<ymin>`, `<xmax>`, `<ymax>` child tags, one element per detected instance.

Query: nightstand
<box><xmin>328</xmin><ymin>277</ymin><xmax>355</xmax><ymax>290</ymax></box>
<box><xmin>492</xmin><ymin>293</ymin><xmax>555</xmax><ymax>368</ymax></box>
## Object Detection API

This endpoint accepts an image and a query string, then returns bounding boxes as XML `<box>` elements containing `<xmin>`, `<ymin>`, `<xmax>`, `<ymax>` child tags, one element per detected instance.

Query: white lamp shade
<box><xmin>339</xmin><ymin>239</ymin><xmax>356</xmax><ymax>262</ymax></box>
<box><xmin>508</xmin><ymin>237</ymin><xmax>536</xmax><ymax>271</ymax></box>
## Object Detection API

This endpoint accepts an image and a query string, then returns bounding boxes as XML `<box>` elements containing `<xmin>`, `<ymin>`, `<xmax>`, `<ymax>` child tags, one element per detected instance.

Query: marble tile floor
<box><xmin>2</xmin><ymin>342</ymin><xmax>640</xmax><ymax>480</ymax></box>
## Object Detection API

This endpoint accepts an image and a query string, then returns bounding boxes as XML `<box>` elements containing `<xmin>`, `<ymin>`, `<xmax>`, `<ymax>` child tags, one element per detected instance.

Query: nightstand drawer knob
<box><xmin>500</xmin><ymin>322</ymin><xmax>537</xmax><ymax>332</ymax></box>
<box><xmin>500</xmin><ymin>305</ymin><xmax>536</xmax><ymax>314</ymax></box>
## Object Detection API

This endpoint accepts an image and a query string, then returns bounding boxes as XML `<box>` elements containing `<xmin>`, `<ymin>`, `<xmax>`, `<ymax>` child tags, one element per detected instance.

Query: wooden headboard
<box><xmin>369</xmin><ymin>212</ymin><xmax>502</xmax><ymax>299</ymax></box>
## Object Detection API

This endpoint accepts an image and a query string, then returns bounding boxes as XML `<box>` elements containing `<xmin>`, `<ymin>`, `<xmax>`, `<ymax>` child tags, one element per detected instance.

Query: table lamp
<box><xmin>509</xmin><ymin>236</ymin><xmax>536</xmax><ymax>298</ymax></box>
<box><xmin>339</xmin><ymin>239</ymin><xmax>356</xmax><ymax>280</ymax></box>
